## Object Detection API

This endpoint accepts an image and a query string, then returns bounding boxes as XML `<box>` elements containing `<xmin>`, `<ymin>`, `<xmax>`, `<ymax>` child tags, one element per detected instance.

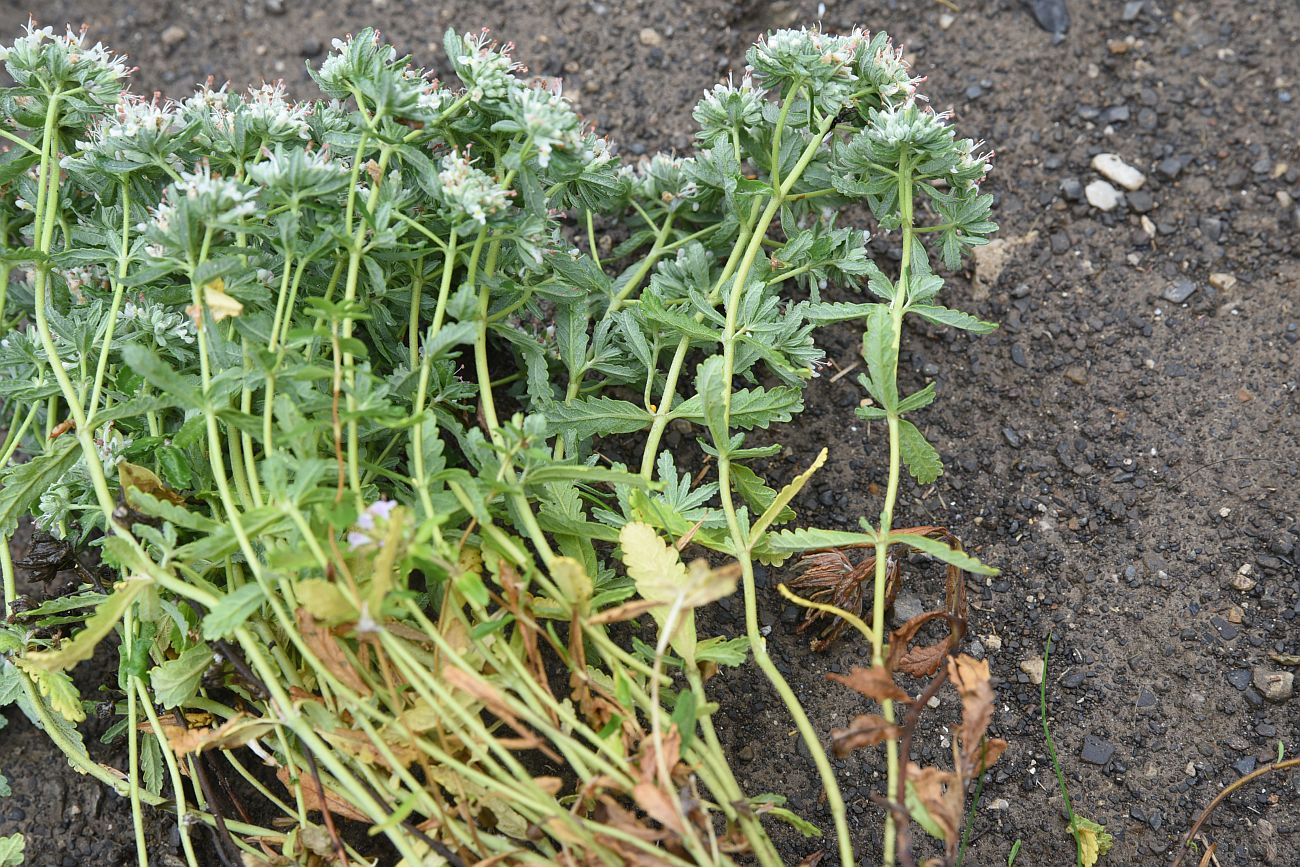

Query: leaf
<box><xmin>1075</xmin><ymin>816</ymin><xmax>1113</xmax><ymax>867</ymax></box>
<box><xmin>296</xmin><ymin>579</ymin><xmax>358</xmax><ymax>626</ymax></box>
<box><xmin>0</xmin><ymin>439</ymin><xmax>78</xmax><ymax>535</ymax></box>
<box><xmin>201</xmin><ymin>583</ymin><xmax>265</xmax><ymax>640</ymax></box>
<box><xmin>16</xmin><ymin>664</ymin><xmax>85</xmax><ymax>723</ymax></box>
<box><xmin>675</xmin><ymin>384</ymin><xmax>804</xmax><ymax>433</ymax></box>
<box><xmin>121</xmin><ymin>345</ymin><xmax>203</xmax><ymax>410</ymax></box>
<box><xmin>545</xmin><ymin>397</ymin><xmax>653</xmax><ymax>439</ymax></box>
<box><xmin>765</xmin><ymin>527</ymin><xmax>877</xmax><ymax>554</ymax></box>
<box><xmin>691</xmin><ymin>356</ymin><xmax>728</xmax><ymax>446</ymax></box>
<box><xmin>159</xmin><ymin>712</ymin><xmax>276</xmax><ymax>756</ymax></box>
<box><xmin>829</xmin><ymin>714</ymin><xmax>901</xmax><ymax>755</ymax></box>
<box><xmin>118</xmin><ymin>462</ymin><xmax>186</xmax><ymax>507</ymax></box>
<box><xmin>297</xmin><ymin>609</ymin><xmax>370</xmax><ymax>696</ymax></box>
<box><xmin>898</xmin><ymin>420</ymin><xmax>943</xmax><ymax>484</ymax></box>
<box><xmin>759</xmin><ymin>805</ymin><xmax>822</xmax><ymax>838</ymax></box>
<box><xmin>749</xmin><ymin>448</ymin><xmax>826</xmax><ymax>543</ymax></box>
<box><xmin>694</xmin><ymin>636</ymin><xmax>750</xmax><ymax>667</ymax></box>
<box><xmin>948</xmin><ymin>655</ymin><xmax>999</xmax><ymax>775</ymax></box>
<box><xmin>0</xmin><ymin>833</ymin><xmax>24</xmax><ymax>867</ymax></box>
<box><xmin>891</xmin><ymin>532</ymin><xmax>998</xmax><ymax>575</ymax></box>
<box><xmin>909</xmin><ymin>304</ymin><xmax>997</xmax><ymax>334</ymax></box>
<box><xmin>897</xmin><ymin>382</ymin><xmax>937</xmax><ymax>414</ymax></box>
<box><xmin>22</xmin><ymin>577</ymin><xmax>151</xmax><ymax>673</ymax></box>
<box><xmin>149</xmin><ymin>644</ymin><xmax>212</xmax><ymax>709</ymax></box>
<box><xmin>551</xmin><ymin>557</ymin><xmax>593</xmax><ymax>615</ymax></box>
<box><xmin>619</xmin><ymin>522</ymin><xmax>739</xmax><ymax>663</ymax></box>
<box><xmin>188</xmin><ymin>278</ymin><xmax>243</xmax><ymax>323</ymax></box>
<box><xmin>276</xmin><ymin>765</ymin><xmax>370</xmax><ymax>823</ymax></box>
<box><xmin>907</xmin><ymin>764</ymin><xmax>962</xmax><ymax>844</ymax></box>
<box><xmin>860</xmin><ymin>305</ymin><xmax>898</xmax><ymax>410</ymax></box>
<box><xmin>827</xmin><ymin>666</ymin><xmax>910</xmax><ymax>703</ymax></box>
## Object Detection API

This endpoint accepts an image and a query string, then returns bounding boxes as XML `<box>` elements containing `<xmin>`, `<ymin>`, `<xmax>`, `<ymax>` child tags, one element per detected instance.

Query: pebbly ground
<box><xmin>1</xmin><ymin>0</ymin><xmax>1296</xmax><ymax>864</ymax></box>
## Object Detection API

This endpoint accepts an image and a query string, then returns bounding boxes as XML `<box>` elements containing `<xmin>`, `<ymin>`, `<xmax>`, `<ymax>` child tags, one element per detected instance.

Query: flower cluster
<box><xmin>437</xmin><ymin>152</ymin><xmax>511</xmax><ymax>225</ymax></box>
<box><xmin>0</xmin><ymin>22</ymin><xmax>128</xmax><ymax>123</ymax></box>
<box><xmin>118</xmin><ymin>300</ymin><xmax>196</xmax><ymax>354</ymax></box>
<box><xmin>692</xmin><ymin>74</ymin><xmax>764</xmax><ymax>147</ymax></box>
<box><xmin>447</xmin><ymin>29</ymin><xmax>520</xmax><ymax>103</ymax></box>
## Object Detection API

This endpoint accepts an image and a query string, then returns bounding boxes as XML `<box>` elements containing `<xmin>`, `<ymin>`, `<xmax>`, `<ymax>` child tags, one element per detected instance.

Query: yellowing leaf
<box><xmin>118</xmin><ymin>461</ymin><xmax>186</xmax><ymax>506</ymax></box>
<box><xmin>187</xmin><ymin>279</ymin><xmax>243</xmax><ymax>324</ymax></box>
<box><xmin>1075</xmin><ymin>816</ymin><xmax>1113</xmax><ymax>867</ymax></box>
<box><xmin>749</xmin><ymin>447</ymin><xmax>826</xmax><ymax>543</ymax></box>
<box><xmin>22</xmin><ymin>576</ymin><xmax>150</xmax><ymax>673</ymax></box>
<box><xmin>619</xmin><ymin>522</ymin><xmax>739</xmax><ymax>664</ymax></box>
<box><xmin>296</xmin><ymin>578</ymin><xmax>357</xmax><ymax>625</ymax></box>
<box><xmin>551</xmin><ymin>556</ymin><xmax>593</xmax><ymax>614</ymax></box>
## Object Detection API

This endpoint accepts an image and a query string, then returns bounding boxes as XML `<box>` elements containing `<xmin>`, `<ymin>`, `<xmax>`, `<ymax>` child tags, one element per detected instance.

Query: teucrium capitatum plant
<box><xmin>0</xmin><ymin>20</ymin><xmax>997</xmax><ymax>867</ymax></box>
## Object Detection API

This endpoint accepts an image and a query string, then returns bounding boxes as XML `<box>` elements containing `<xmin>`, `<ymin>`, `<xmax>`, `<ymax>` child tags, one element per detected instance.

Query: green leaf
<box><xmin>691</xmin><ymin>356</ymin><xmax>729</xmax><ymax>446</ymax></box>
<box><xmin>121</xmin><ymin>344</ymin><xmax>204</xmax><ymax>409</ymax></box>
<box><xmin>860</xmin><ymin>306</ymin><xmax>898</xmax><ymax>410</ymax></box>
<box><xmin>0</xmin><ymin>439</ymin><xmax>79</xmax><ymax>535</ymax></box>
<box><xmin>545</xmin><ymin>397</ymin><xmax>653</xmax><ymax>439</ymax></box>
<box><xmin>674</xmin><ymin>384</ymin><xmax>803</xmax><ymax>434</ymax></box>
<box><xmin>150</xmin><ymin>644</ymin><xmax>212</xmax><ymax>709</ymax></box>
<box><xmin>909</xmin><ymin>304</ymin><xmax>997</xmax><ymax>334</ymax></box>
<box><xmin>670</xmin><ymin>688</ymin><xmax>697</xmax><ymax>750</ymax></box>
<box><xmin>0</xmin><ymin>833</ymin><xmax>24</xmax><ymax>867</ymax></box>
<box><xmin>890</xmin><ymin>532</ymin><xmax>998</xmax><ymax>575</ymax></box>
<box><xmin>201</xmin><ymin>584</ymin><xmax>265</xmax><ymax>640</ymax></box>
<box><xmin>898</xmin><ymin>420</ymin><xmax>943</xmax><ymax>485</ymax></box>
<box><xmin>21</xmin><ymin>577</ymin><xmax>151</xmax><ymax>673</ymax></box>
<box><xmin>763</xmin><ymin>805</ymin><xmax>822</xmax><ymax>838</ymax></box>
<box><xmin>765</xmin><ymin>527</ymin><xmax>877</xmax><ymax>554</ymax></box>
<box><xmin>897</xmin><ymin>382</ymin><xmax>937</xmax><ymax>414</ymax></box>
<box><xmin>749</xmin><ymin>448</ymin><xmax>826</xmax><ymax>543</ymax></box>
<box><xmin>694</xmin><ymin>636</ymin><xmax>750</xmax><ymax>667</ymax></box>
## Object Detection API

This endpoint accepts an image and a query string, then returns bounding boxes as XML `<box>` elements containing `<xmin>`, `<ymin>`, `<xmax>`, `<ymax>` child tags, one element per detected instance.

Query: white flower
<box><xmin>438</xmin><ymin>153</ymin><xmax>510</xmax><ymax>224</ymax></box>
<box><xmin>348</xmin><ymin>499</ymin><xmax>399</xmax><ymax>549</ymax></box>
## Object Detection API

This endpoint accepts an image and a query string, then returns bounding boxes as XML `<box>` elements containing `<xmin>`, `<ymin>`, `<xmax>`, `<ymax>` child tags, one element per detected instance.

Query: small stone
<box><xmin>1061</xmin><ymin>669</ymin><xmax>1087</xmax><ymax>688</ymax></box>
<box><xmin>1162</xmin><ymin>279</ymin><xmax>1197</xmax><ymax>303</ymax></box>
<box><xmin>1227</xmin><ymin>604</ymin><xmax>1243</xmax><ymax>624</ymax></box>
<box><xmin>161</xmin><ymin>25</ymin><xmax>188</xmax><ymax>50</ymax></box>
<box><xmin>1136</xmin><ymin>689</ymin><xmax>1157</xmax><ymax>708</ymax></box>
<box><xmin>1252</xmin><ymin>668</ymin><xmax>1294</xmax><ymax>703</ymax></box>
<box><xmin>1002</xmin><ymin>427</ymin><xmax>1023</xmax><ymax>449</ymax></box>
<box><xmin>1085</xmin><ymin>179</ymin><xmax>1122</xmax><ymax>211</ymax></box>
<box><xmin>938</xmin><ymin>13</ymin><xmax>956</xmax><ymax>29</ymax></box>
<box><xmin>1064</xmin><ymin>365</ymin><xmax>1088</xmax><ymax>385</ymax></box>
<box><xmin>1227</xmin><ymin>669</ymin><xmax>1252</xmax><ymax>690</ymax></box>
<box><xmin>264</xmin><ymin>0</ymin><xmax>286</xmax><ymax>13</ymax></box>
<box><xmin>1060</xmin><ymin>177</ymin><xmax>1083</xmax><ymax>201</ymax></box>
<box><xmin>1122</xmin><ymin>0</ymin><xmax>1144</xmax><ymax>20</ymax></box>
<box><xmin>892</xmin><ymin>593</ymin><xmax>925</xmax><ymax>627</ymax></box>
<box><xmin>1209</xmin><ymin>272</ymin><xmax>1238</xmax><ymax>291</ymax></box>
<box><xmin>1128</xmin><ymin>189</ymin><xmax>1154</xmax><ymax>213</ymax></box>
<box><xmin>1092</xmin><ymin>153</ymin><xmax>1146</xmax><ymax>190</ymax></box>
<box><xmin>1019</xmin><ymin>658</ymin><xmax>1045</xmax><ymax>685</ymax></box>
<box><xmin>638</xmin><ymin>28</ymin><xmax>663</xmax><ymax>47</ymax></box>
<box><xmin>988</xmin><ymin>797</ymin><xmax>1010</xmax><ymax>810</ymax></box>
<box><xmin>300</xmin><ymin>37</ymin><xmax>323</xmax><ymax>57</ymax></box>
<box><xmin>1080</xmin><ymin>735</ymin><xmax>1115</xmax><ymax>766</ymax></box>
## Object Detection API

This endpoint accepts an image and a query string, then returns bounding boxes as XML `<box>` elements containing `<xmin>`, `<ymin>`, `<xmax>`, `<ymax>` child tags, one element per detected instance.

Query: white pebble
<box><xmin>1091</xmin><ymin>153</ymin><xmax>1146</xmax><ymax>190</ymax></box>
<box><xmin>1085</xmin><ymin>179</ymin><xmax>1122</xmax><ymax>211</ymax></box>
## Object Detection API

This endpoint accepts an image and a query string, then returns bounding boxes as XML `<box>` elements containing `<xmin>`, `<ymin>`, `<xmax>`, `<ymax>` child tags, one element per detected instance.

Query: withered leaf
<box><xmin>827</xmin><ymin>665</ymin><xmax>910</xmax><ymax>703</ymax></box>
<box><xmin>297</xmin><ymin>608</ymin><xmax>371</xmax><ymax>696</ymax></box>
<box><xmin>118</xmin><ymin>461</ymin><xmax>186</xmax><ymax>506</ymax></box>
<box><xmin>948</xmin><ymin>654</ymin><xmax>996</xmax><ymax>770</ymax></box>
<box><xmin>159</xmin><ymin>713</ymin><xmax>275</xmax><ymax>757</ymax></box>
<box><xmin>888</xmin><ymin>609</ymin><xmax>958</xmax><ymax>677</ymax></box>
<box><xmin>276</xmin><ymin>765</ymin><xmax>370</xmax><ymax>823</ymax></box>
<box><xmin>829</xmin><ymin>714</ymin><xmax>901</xmax><ymax>756</ymax></box>
<box><xmin>906</xmin><ymin>763</ymin><xmax>962</xmax><ymax>844</ymax></box>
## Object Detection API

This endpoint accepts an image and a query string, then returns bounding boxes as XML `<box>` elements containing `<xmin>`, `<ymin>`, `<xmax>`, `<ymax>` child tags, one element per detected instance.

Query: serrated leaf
<box><xmin>897</xmin><ymin>382</ymin><xmax>937</xmax><ymax>414</ymax></box>
<box><xmin>861</xmin><ymin>305</ymin><xmax>898</xmax><ymax>410</ymax></box>
<box><xmin>149</xmin><ymin>644</ymin><xmax>212</xmax><ymax>709</ymax></box>
<box><xmin>898</xmin><ymin>420</ymin><xmax>943</xmax><ymax>484</ymax></box>
<box><xmin>674</xmin><ymin>385</ymin><xmax>803</xmax><ymax>433</ymax></box>
<box><xmin>16</xmin><ymin>664</ymin><xmax>84</xmax><ymax>723</ymax></box>
<box><xmin>0</xmin><ymin>833</ymin><xmax>24</xmax><ymax>867</ymax></box>
<box><xmin>201</xmin><ymin>583</ymin><xmax>265</xmax><ymax>640</ymax></box>
<box><xmin>0</xmin><ymin>439</ymin><xmax>79</xmax><ymax>535</ymax></box>
<box><xmin>691</xmin><ymin>356</ymin><xmax>729</xmax><ymax>446</ymax></box>
<box><xmin>909</xmin><ymin>304</ymin><xmax>997</xmax><ymax>334</ymax></box>
<box><xmin>121</xmin><ymin>344</ymin><xmax>203</xmax><ymax>409</ymax></box>
<box><xmin>545</xmin><ymin>397</ymin><xmax>653</xmax><ymax>439</ymax></box>
<box><xmin>22</xmin><ymin>577</ymin><xmax>151</xmax><ymax>673</ymax></box>
<box><xmin>1074</xmin><ymin>816</ymin><xmax>1113</xmax><ymax>867</ymax></box>
<box><xmin>765</xmin><ymin>527</ymin><xmax>878</xmax><ymax>553</ymax></box>
<box><xmin>891</xmin><ymin>532</ymin><xmax>997</xmax><ymax>575</ymax></box>
<box><xmin>694</xmin><ymin>636</ymin><xmax>750</xmax><ymax>667</ymax></box>
<box><xmin>748</xmin><ymin>448</ymin><xmax>826</xmax><ymax>544</ymax></box>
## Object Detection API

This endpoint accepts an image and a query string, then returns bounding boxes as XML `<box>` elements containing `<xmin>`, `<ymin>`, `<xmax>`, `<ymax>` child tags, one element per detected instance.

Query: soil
<box><xmin>2</xmin><ymin>0</ymin><xmax>1297</xmax><ymax>865</ymax></box>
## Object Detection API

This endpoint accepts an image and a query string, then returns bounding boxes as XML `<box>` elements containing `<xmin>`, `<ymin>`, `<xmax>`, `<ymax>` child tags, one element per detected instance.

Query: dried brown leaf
<box><xmin>948</xmin><ymin>654</ymin><xmax>996</xmax><ymax>770</ymax></box>
<box><xmin>276</xmin><ymin>765</ymin><xmax>370</xmax><ymax>823</ymax></box>
<box><xmin>829</xmin><ymin>713</ymin><xmax>901</xmax><ymax>756</ymax></box>
<box><xmin>827</xmin><ymin>665</ymin><xmax>910</xmax><ymax>703</ymax></box>
<box><xmin>296</xmin><ymin>608</ymin><xmax>371</xmax><ymax>696</ymax></box>
<box><xmin>907</xmin><ymin>763</ymin><xmax>962</xmax><ymax>844</ymax></box>
<box><xmin>888</xmin><ymin>610</ymin><xmax>958</xmax><ymax>677</ymax></box>
<box><xmin>160</xmin><ymin>713</ymin><xmax>275</xmax><ymax>757</ymax></box>
<box><xmin>586</xmin><ymin>598</ymin><xmax>663</xmax><ymax>625</ymax></box>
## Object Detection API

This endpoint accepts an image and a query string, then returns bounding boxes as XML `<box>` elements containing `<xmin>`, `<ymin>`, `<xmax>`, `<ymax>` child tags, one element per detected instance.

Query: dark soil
<box><xmin>2</xmin><ymin>0</ymin><xmax>1297</xmax><ymax>865</ymax></box>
